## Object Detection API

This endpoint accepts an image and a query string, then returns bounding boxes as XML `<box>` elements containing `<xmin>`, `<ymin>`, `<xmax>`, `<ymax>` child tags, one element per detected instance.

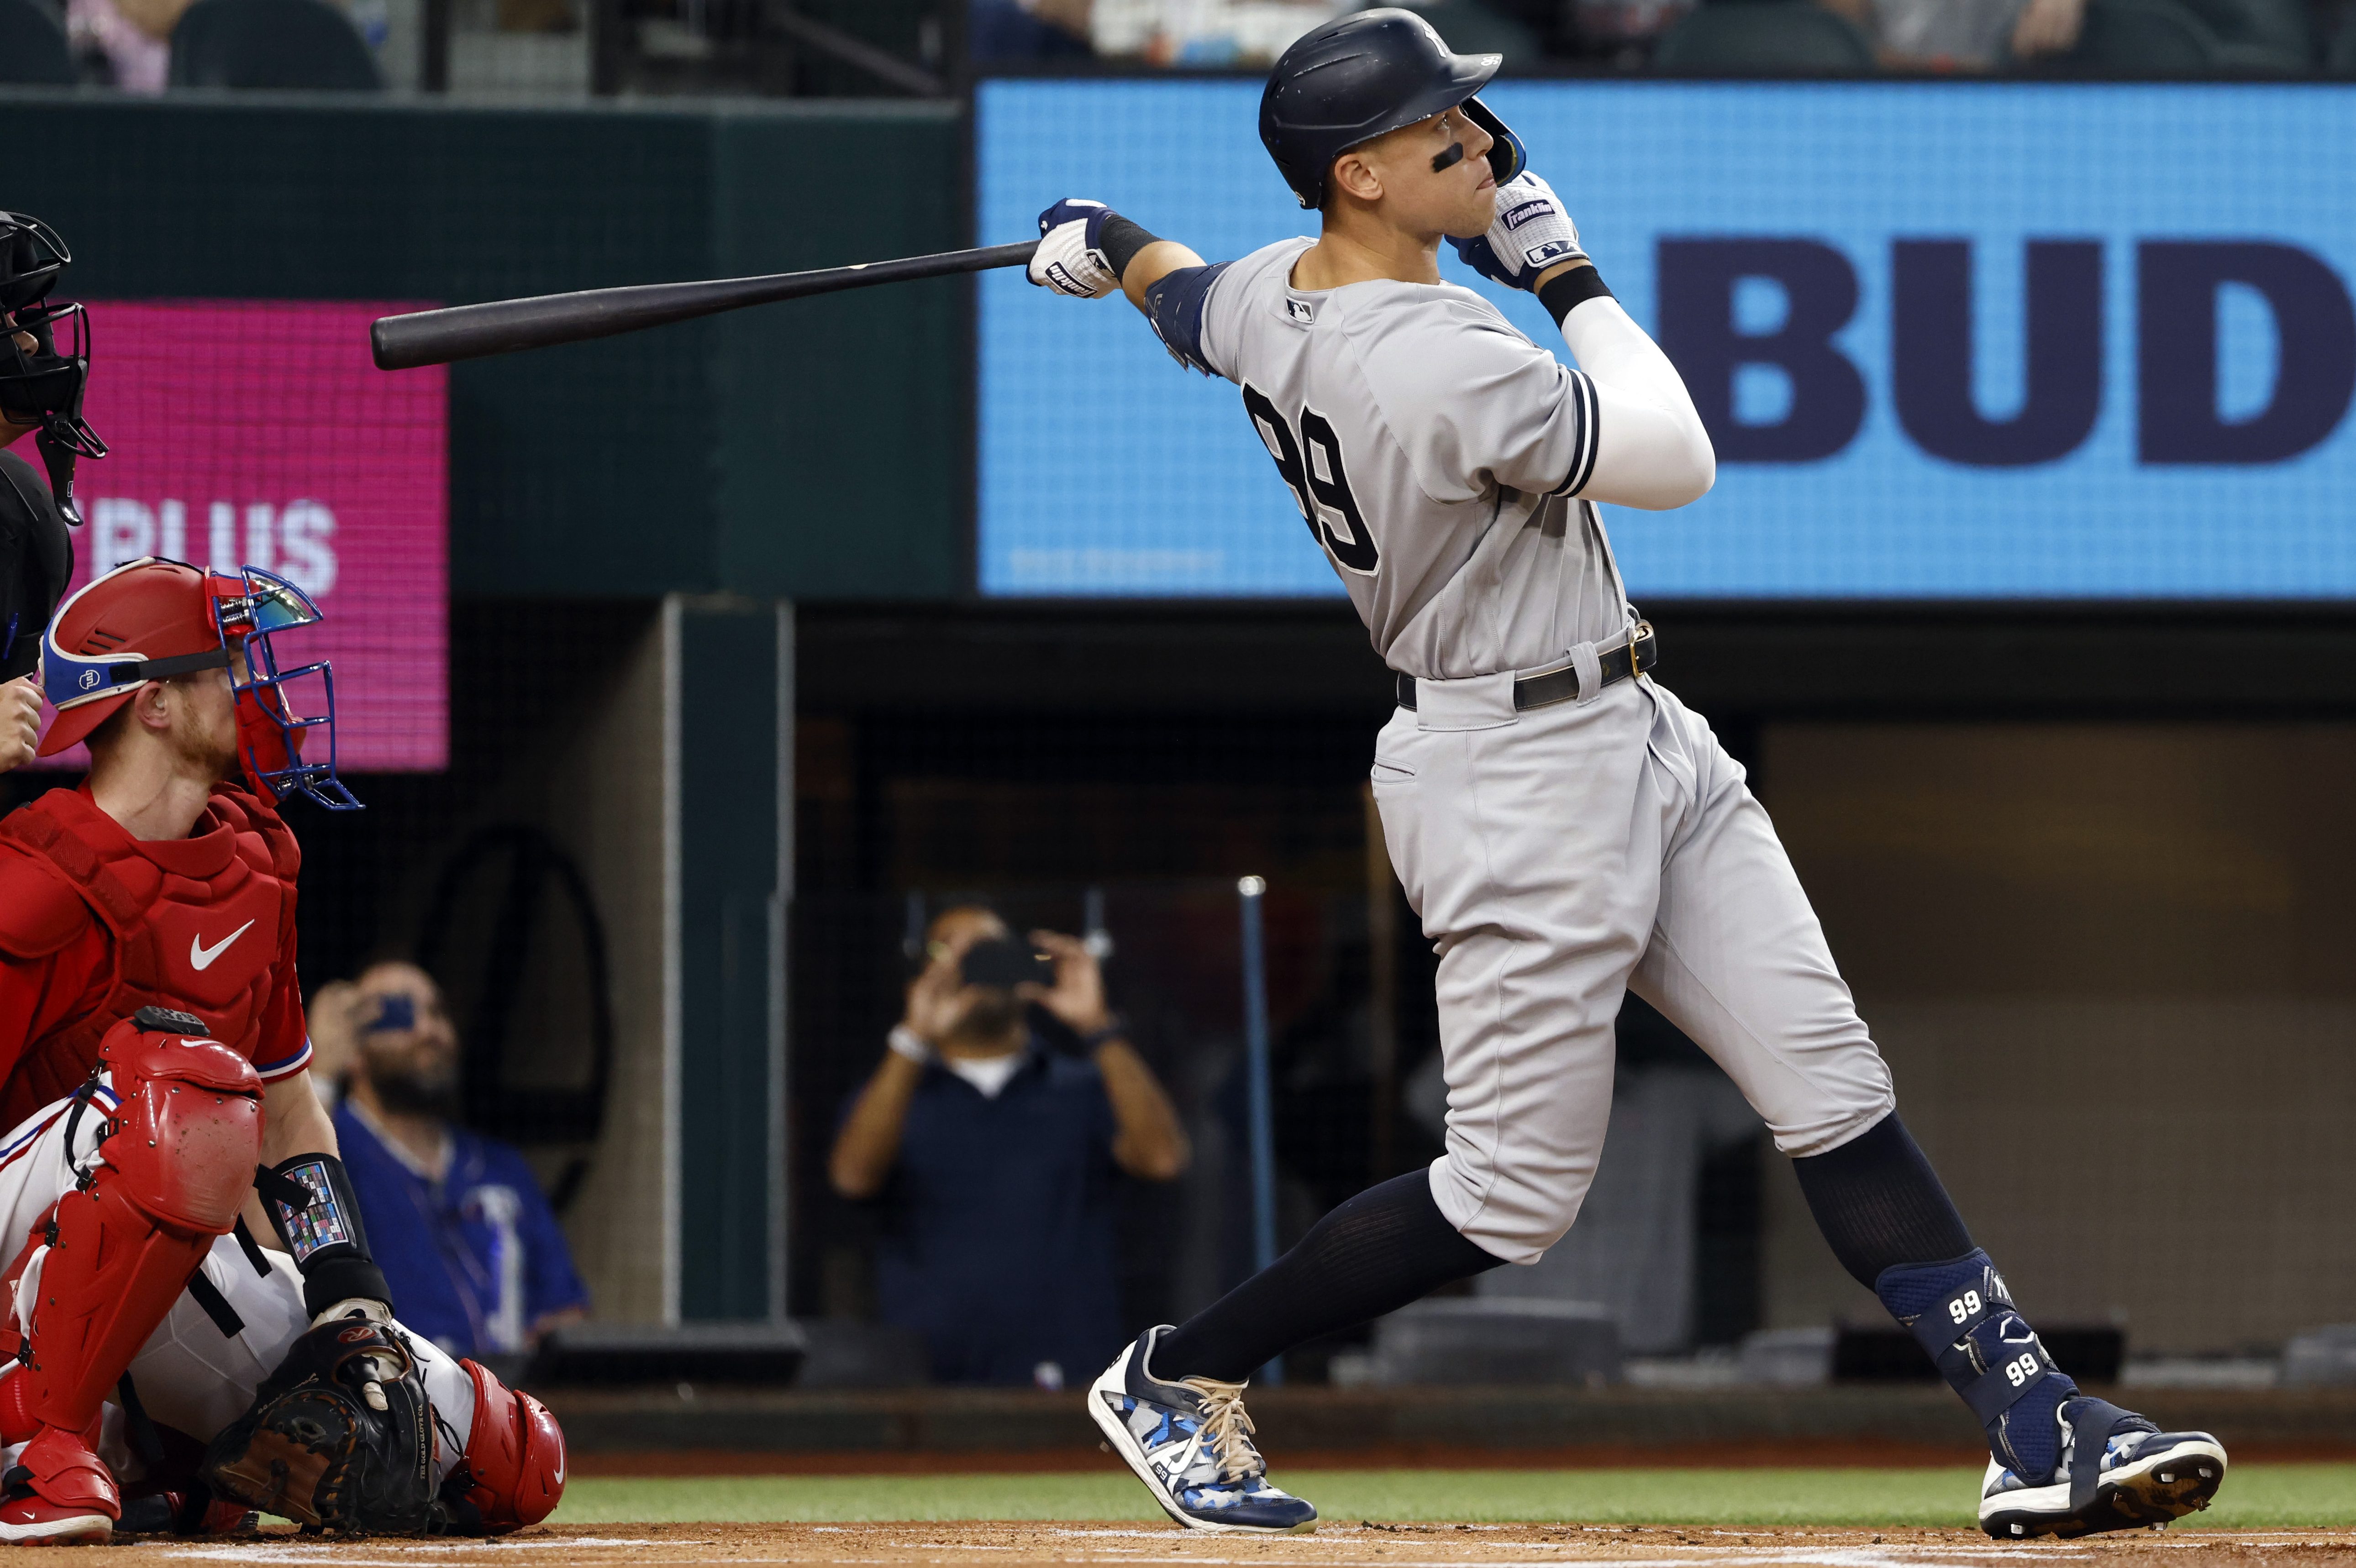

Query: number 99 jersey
<box><xmin>1148</xmin><ymin>236</ymin><xmax>1624</xmax><ymax>682</ymax></box>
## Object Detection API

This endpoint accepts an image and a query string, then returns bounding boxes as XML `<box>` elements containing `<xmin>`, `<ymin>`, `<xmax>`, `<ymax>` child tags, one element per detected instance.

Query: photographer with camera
<box><xmin>829</xmin><ymin>904</ymin><xmax>1189</xmax><ymax>1387</ymax></box>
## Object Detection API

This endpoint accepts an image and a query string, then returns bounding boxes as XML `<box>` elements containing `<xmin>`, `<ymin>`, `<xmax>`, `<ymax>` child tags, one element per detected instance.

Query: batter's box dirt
<box><xmin>18</xmin><ymin>1525</ymin><xmax>2355</xmax><ymax>1568</ymax></box>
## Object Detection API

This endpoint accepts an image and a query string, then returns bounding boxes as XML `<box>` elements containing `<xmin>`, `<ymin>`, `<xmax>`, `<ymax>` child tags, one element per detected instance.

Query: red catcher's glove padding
<box><xmin>451</xmin><ymin>1358</ymin><xmax>566</xmax><ymax>1532</ymax></box>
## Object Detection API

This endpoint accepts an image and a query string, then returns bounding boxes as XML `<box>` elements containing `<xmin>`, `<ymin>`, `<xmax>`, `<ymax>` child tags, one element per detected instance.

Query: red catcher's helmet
<box><xmin>451</xmin><ymin>1358</ymin><xmax>566</xmax><ymax>1532</ymax></box>
<box><xmin>35</xmin><ymin>556</ymin><xmax>221</xmax><ymax>757</ymax></box>
<box><xmin>37</xmin><ymin>555</ymin><xmax>360</xmax><ymax>811</ymax></box>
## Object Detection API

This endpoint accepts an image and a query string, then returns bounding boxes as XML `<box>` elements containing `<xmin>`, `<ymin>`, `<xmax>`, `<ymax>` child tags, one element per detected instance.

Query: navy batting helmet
<box><xmin>1259</xmin><ymin>9</ymin><xmax>1527</xmax><ymax>212</ymax></box>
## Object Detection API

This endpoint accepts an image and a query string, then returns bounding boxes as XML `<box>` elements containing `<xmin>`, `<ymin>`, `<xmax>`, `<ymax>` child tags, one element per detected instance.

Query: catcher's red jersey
<box><xmin>0</xmin><ymin>784</ymin><xmax>310</xmax><ymax>1130</ymax></box>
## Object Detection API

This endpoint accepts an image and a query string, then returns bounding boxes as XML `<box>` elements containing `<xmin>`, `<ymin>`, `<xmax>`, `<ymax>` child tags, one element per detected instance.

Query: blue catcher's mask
<box><xmin>213</xmin><ymin>566</ymin><xmax>362</xmax><ymax>812</ymax></box>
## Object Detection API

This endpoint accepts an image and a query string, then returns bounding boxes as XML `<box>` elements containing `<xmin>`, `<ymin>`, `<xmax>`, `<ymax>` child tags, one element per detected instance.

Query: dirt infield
<box><xmin>561</xmin><ymin>1445</ymin><xmax>2356</xmax><ymax>1476</ymax></box>
<box><xmin>37</xmin><ymin>1523</ymin><xmax>2356</xmax><ymax>1567</ymax></box>
<box><xmin>570</xmin><ymin>1444</ymin><xmax>1997</xmax><ymax>1476</ymax></box>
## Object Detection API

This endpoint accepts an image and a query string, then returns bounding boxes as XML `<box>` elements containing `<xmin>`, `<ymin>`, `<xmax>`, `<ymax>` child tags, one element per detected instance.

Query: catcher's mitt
<box><xmin>200</xmin><ymin>1318</ymin><xmax>436</xmax><ymax>1536</ymax></box>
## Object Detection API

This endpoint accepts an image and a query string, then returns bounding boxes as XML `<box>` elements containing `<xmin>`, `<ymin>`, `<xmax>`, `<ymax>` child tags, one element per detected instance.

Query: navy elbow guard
<box><xmin>260</xmin><ymin>1152</ymin><xmax>394</xmax><ymax>1318</ymax></box>
<box><xmin>1142</xmin><ymin>262</ymin><xmax>1232</xmax><ymax>376</ymax></box>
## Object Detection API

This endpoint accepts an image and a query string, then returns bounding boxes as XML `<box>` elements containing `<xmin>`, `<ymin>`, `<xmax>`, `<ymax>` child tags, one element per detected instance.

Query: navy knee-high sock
<box><xmin>1152</xmin><ymin>1172</ymin><xmax>1502</xmax><ymax>1384</ymax></box>
<box><xmin>1795</xmin><ymin>1113</ymin><xmax>2075</xmax><ymax>1479</ymax></box>
<box><xmin>1792</xmin><ymin>1112</ymin><xmax>1973</xmax><ymax>1283</ymax></box>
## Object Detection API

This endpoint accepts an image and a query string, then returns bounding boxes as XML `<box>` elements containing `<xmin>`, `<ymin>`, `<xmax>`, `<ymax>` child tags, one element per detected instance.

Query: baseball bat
<box><xmin>370</xmin><ymin>239</ymin><xmax>1042</xmax><ymax>371</ymax></box>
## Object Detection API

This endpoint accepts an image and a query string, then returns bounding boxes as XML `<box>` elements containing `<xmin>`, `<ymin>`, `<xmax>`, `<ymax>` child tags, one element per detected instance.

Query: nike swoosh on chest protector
<box><xmin>189</xmin><ymin>919</ymin><xmax>257</xmax><ymax>971</ymax></box>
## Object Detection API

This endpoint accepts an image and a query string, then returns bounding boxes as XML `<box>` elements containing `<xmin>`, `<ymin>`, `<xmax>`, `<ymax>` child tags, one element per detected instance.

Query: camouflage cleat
<box><xmin>1087</xmin><ymin>1327</ymin><xmax>1317</xmax><ymax>1534</ymax></box>
<box><xmin>1980</xmin><ymin>1397</ymin><xmax>2227</xmax><ymax>1539</ymax></box>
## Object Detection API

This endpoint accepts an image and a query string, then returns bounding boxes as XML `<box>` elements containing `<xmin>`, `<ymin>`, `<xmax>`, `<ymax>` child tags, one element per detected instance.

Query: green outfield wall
<box><xmin>0</xmin><ymin>91</ymin><xmax>965</xmax><ymax>600</ymax></box>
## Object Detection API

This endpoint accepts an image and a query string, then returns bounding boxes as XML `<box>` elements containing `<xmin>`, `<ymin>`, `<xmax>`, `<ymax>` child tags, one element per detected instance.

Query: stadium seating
<box><xmin>1652</xmin><ymin>0</ymin><xmax>1877</xmax><ymax>69</ymax></box>
<box><xmin>2330</xmin><ymin>10</ymin><xmax>2356</xmax><ymax>68</ymax></box>
<box><xmin>2038</xmin><ymin>0</ymin><xmax>2224</xmax><ymax>67</ymax></box>
<box><xmin>168</xmin><ymin>0</ymin><xmax>384</xmax><ymax>89</ymax></box>
<box><xmin>0</xmin><ymin>0</ymin><xmax>76</xmax><ymax>84</ymax></box>
<box><xmin>2174</xmin><ymin>0</ymin><xmax>2312</xmax><ymax>65</ymax></box>
<box><xmin>1386</xmin><ymin>0</ymin><xmax>1548</xmax><ymax>61</ymax></box>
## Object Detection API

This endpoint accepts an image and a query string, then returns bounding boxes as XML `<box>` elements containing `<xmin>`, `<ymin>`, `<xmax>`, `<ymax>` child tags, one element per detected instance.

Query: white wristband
<box><xmin>888</xmin><ymin>1025</ymin><xmax>932</xmax><ymax>1065</ymax></box>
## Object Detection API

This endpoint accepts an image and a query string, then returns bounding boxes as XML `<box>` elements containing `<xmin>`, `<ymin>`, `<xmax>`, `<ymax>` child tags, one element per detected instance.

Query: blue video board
<box><xmin>977</xmin><ymin>79</ymin><xmax>2356</xmax><ymax>599</ymax></box>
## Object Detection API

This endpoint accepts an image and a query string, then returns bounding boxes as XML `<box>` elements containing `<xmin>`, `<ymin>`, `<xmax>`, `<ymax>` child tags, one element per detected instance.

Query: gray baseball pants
<box><xmin>1371</xmin><ymin>670</ymin><xmax>1896</xmax><ymax>1266</ymax></box>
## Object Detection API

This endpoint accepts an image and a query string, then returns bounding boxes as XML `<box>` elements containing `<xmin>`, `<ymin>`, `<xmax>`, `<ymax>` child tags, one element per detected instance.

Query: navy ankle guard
<box><xmin>1877</xmin><ymin>1249</ymin><xmax>2075</xmax><ymax>1477</ymax></box>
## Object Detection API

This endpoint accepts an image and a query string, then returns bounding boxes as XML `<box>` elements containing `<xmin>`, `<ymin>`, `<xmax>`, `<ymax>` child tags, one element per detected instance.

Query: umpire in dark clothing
<box><xmin>830</xmin><ymin>906</ymin><xmax>1190</xmax><ymax>1387</ymax></box>
<box><xmin>0</xmin><ymin>447</ymin><xmax>71</xmax><ymax>770</ymax></box>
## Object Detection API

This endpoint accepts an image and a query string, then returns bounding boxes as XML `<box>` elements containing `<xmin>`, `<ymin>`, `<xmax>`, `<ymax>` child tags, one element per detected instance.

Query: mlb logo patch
<box><xmin>1285</xmin><ymin>298</ymin><xmax>1316</xmax><ymax>325</ymax></box>
<box><xmin>1525</xmin><ymin>239</ymin><xmax>1579</xmax><ymax>267</ymax></box>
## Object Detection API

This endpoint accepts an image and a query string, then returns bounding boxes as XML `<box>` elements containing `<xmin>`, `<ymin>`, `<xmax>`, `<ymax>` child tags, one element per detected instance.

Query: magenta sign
<box><xmin>42</xmin><ymin>300</ymin><xmax>447</xmax><ymax>772</ymax></box>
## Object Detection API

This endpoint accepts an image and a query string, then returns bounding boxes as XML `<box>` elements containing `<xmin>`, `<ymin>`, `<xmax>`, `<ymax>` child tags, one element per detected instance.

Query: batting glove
<box><xmin>1030</xmin><ymin>199</ymin><xmax>1123</xmax><ymax>299</ymax></box>
<box><xmin>1450</xmin><ymin>172</ymin><xmax>1588</xmax><ymax>293</ymax></box>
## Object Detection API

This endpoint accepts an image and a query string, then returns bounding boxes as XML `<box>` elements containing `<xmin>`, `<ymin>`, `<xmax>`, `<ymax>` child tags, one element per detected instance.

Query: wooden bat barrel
<box><xmin>371</xmin><ymin>241</ymin><xmax>1041</xmax><ymax>371</ymax></box>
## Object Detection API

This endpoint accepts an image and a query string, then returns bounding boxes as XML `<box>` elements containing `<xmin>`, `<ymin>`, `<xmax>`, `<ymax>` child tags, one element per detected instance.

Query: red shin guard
<box><xmin>5</xmin><ymin>1020</ymin><xmax>264</xmax><ymax>1518</ymax></box>
<box><xmin>21</xmin><ymin>1182</ymin><xmax>220</xmax><ymax>1446</ymax></box>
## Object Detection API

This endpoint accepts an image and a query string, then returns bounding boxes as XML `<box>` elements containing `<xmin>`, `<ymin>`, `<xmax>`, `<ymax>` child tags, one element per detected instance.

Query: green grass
<box><xmin>552</xmin><ymin>1463</ymin><xmax>2356</xmax><ymax>1530</ymax></box>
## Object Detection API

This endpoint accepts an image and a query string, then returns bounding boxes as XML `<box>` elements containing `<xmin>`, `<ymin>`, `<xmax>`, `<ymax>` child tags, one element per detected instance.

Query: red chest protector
<box><xmin>0</xmin><ymin>786</ymin><xmax>299</xmax><ymax>1130</ymax></box>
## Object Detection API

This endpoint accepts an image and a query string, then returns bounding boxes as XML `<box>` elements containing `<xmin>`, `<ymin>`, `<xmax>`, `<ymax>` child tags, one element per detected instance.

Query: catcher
<box><xmin>0</xmin><ymin>556</ymin><xmax>563</xmax><ymax>1543</ymax></box>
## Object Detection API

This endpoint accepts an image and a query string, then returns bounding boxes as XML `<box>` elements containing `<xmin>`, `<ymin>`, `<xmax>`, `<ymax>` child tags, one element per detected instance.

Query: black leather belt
<box><xmin>1395</xmin><ymin>623</ymin><xmax>1657</xmax><ymax>713</ymax></box>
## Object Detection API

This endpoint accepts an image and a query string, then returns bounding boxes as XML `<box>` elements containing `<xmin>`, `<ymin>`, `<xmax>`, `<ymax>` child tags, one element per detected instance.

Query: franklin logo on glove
<box><xmin>1448</xmin><ymin>171</ymin><xmax>1592</xmax><ymax>291</ymax></box>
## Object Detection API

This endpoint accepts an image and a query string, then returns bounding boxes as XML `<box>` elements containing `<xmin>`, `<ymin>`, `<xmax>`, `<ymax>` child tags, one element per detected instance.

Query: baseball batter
<box><xmin>1028</xmin><ymin>9</ymin><xmax>2225</xmax><ymax>1542</ymax></box>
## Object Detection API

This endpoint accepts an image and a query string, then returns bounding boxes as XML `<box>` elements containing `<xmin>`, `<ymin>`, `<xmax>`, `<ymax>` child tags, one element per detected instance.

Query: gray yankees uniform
<box><xmin>1171</xmin><ymin>236</ymin><xmax>1897</xmax><ymax>1265</ymax></box>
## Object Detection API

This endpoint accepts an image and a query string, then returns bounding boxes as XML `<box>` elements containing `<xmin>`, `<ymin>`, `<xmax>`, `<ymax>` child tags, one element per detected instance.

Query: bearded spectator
<box><xmin>321</xmin><ymin>960</ymin><xmax>589</xmax><ymax>1358</ymax></box>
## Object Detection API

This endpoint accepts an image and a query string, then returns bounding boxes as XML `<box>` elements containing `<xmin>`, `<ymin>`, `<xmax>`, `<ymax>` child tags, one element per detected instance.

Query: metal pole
<box><xmin>419</xmin><ymin>0</ymin><xmax>449</xmax><ymax>92</ymax></box>
<box><xmin>1083</xmin><ymin>884</ymin><xmax>1113</xmax><ymax>961</ymax></box>
<box><xmin>588</xmin><ymin>0</ymin><xmax>623</xmax><ymax>96</ymax></box>
<box><xmin>1237</xmin><ymin>875</ymin><xmax>1283</xmax><ymax>1386</ymax></box>
<box><xmin>1362</xmin><ymin>784</ymin><xmax>1398</xmax><ymax>1182</ymax></box>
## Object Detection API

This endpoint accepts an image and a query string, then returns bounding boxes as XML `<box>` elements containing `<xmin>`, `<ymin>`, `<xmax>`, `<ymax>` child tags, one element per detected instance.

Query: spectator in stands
<box><xmin>1817</xmin><ymin>0</ymin><xmax>2085</xmax><ymax>64</ymax></box>
<box><xmin>1565</xmin><ymin>0</ymin><xmax>1694</xmax><ymax>67</ymax></box>
<box><xmin>830</xmin><ymin>906</ymin><xmax>1190</xmax><ymax>1388</ymax></box>
<box><xmin>970</xmin><ymin>0</ymin><xmax>1093</xmax><ymax>60</ymax></box>
<box><xmin>1084</xmin><ymin>0</ymin><xmax>1341</xmax><ymax>63</ymax></box>
<box><xmin>323</xmin><ymin>960</ymin><xmax>590</xmax><ymax>1358</ymax></box>
<box><xmin>64</xmin><ymin>0</ymin><xmax>193</xmax><ymax>90</ymax></box>
<box><xmin>303</xmin><ymin>976</ymin><xmax>358</xmax><ymax>1109</ymax></box>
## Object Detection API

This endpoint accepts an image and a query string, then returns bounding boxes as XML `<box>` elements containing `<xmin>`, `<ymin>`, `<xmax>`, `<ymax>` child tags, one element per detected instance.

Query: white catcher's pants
<box><xmin>0</xmin><ymin>1082</ymin><xmax>476</xmax><ymax>1486</ymax></box>
<box><xmin>1373</xmin><ymin>671</ymin><xmax>1896</xmax><ymax>1265</ymax></box>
